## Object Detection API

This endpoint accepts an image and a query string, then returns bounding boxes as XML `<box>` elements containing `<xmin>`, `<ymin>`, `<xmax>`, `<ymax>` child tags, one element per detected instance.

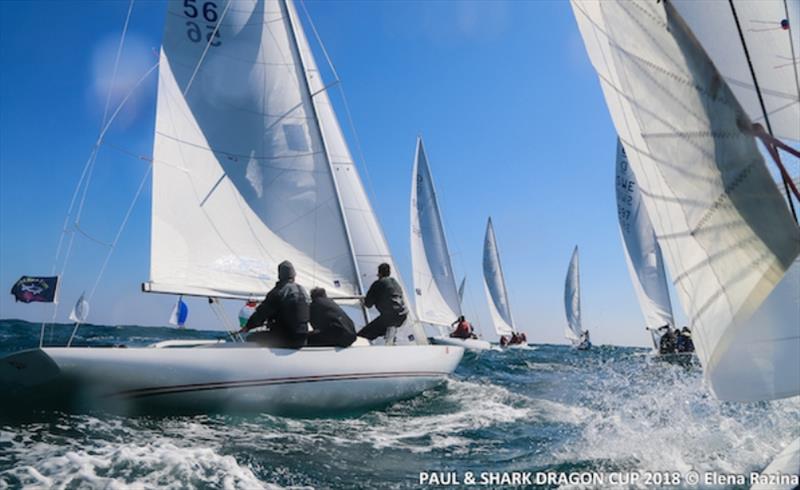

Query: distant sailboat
<box><xmin>564</xmin><ymin>246</ymin><xmax>590</xmax><ymax>350</ymax></box>
<box><xmin>614</xmin><ymin>139</ymin><xmax>675</xmax><ymax>351</ymax></box>
<box><xmin>483</xmin><ymin>218</ymin><xmax>527</xmax><ymax>348</ymax></box>
<box><xmin>0</xmin><ymin>0</ymin><xmax>462</xmax><ymax>414</ymax></box>
<box><xmin>410</xmin><ymin>137</ymin><xmax>490</xmax><ymax>351</ymax></box>
<box><xmin>571</xmin><ymin>0</ymin><xmax>799</xmax><ymax>402</ymax></box>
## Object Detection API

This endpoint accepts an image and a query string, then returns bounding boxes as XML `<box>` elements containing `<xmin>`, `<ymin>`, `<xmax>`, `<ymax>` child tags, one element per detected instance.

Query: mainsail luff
<box><xmin>564</xmin><ymin>246</ymin><xmax>583</xmax><ymax>343</ymax></box>
<box><xmin>572</xmin><ymin>0</ymin><xmax>800</xmax><ymax>401</ymax></box>
<box><xmin>615</xmin><ymin>139</ymin><xmax>675</xmax><ymax>349</ymax></box>
<box><xmin>410</xmin><ymin>137</ymin><xmax>462</xmax><ymax>328</ymax></box>
<box><xmin>482</xmin><ymin>218</ymin><xmax>516</xmax><ymax>336</ymax></box>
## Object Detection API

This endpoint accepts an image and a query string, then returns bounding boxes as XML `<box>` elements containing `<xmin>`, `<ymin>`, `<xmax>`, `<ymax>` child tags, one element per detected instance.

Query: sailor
<box><xmin>676</xmin><ymin>326</ymin><xmax>695</xmax><ymax>353</ymax></box>
<box><xmin>658</xmin><ymin>325</ymin><xmax>677</xmax><ymax>354</ymax></box>
<box><xmin>519</xmin><ymin>332</ymin><xmax>528</xmax><ymax>344</ymax></box>
<box><xmin>450</xmin><ymin>316</ymin><xmax>473</xmax><ymax>339</ymax></box>
<box><xmin>357</xmin><ymin>263</ymin><xmax>409</xmax><ymax>341</ymax></box>
<box><xmin>239</xmin><ymin>260</ymin><xmax>310</xmax><ymax>349</ymax></box>
<box><xmin>307</xmin><ymin>287</ymin><xmax>357</xmax><ymax>348</ymax></box>
<box><xmin>500</xmin><ymin>335</ymin><xmax>509</xmax><ymax>347</ymax></box>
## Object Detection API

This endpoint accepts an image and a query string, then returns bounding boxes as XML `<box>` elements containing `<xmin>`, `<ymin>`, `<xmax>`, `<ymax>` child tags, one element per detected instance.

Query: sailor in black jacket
<box><xmin>357</xmin><ymin>263</ymin><xmax>409</xmax><ymax>341</ymax></box>
<box><xmin>240</xmin><ymin>260</ymin><xmax>310</xmax><ymax>349</ymax></box>
<box><xmin>307</xmin><ymin>288</ymin><xmax>357</xmax><ymax>348</ymax></box>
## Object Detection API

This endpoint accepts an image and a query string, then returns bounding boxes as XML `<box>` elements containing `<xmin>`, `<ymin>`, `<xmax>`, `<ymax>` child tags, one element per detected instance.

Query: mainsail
<box><xmin>615</xmin><ymin>139</ymin><xmax>675</xmax><ymax>349</ymax></box>
<box><xmin>410</xmin><ymin>137</ymin><xmax>462</xmax><ymax>327</ymax></box>
<box><xmin>563</xmin><ymin>246</ymin><xmax>584</xmax><ymax>344</ymax></box>
<box><xmin>482</xmin><ymin>218</ymin><xmax>515</xmax><ymax>337</ymax></box>
<box><xmin>572</xmin><ymin>0</ymin><xmax>800</xmax><ymax>401</ymax></box>
<box><xmin>147</xmin><ymin>0</ymin><xmax>425</xmax><ymax>342</ymax></box>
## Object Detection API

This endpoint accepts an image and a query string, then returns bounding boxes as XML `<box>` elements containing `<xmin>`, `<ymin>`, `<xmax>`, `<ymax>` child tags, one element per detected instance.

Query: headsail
<box><xmin>615</xmin><ymin>139</ymin><xmax>675</xmax><ymax>349</ymax></box>
<box><xmin>564</xmin><ymin>246</ymin><xmax>583</xmax><ymax>344</ymax></box>
<box><xmin>148</xmin><ymin>0</ymin><xmax>360</xmax><ymax>300</ymax></box>
<box><xmin>410</xmin><ymin>137</ymin><xmax>462</xmax><ymax>327</ymax></box>
<box><xmin>572</xmin><ymin>0</ymin><xmax>800</xmax><ymax>401</ymax></box>
<box><xmin>482</xmin><ymin>218</ymin><xmax>515</xmax><ymax>337</ymax></box>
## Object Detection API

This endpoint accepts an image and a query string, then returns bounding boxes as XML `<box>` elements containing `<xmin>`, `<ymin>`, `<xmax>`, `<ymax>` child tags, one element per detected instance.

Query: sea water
<box><xmin>0</xmin><ymin>319</ymin><xmax>797</xmax><ymax>489</ymax></box>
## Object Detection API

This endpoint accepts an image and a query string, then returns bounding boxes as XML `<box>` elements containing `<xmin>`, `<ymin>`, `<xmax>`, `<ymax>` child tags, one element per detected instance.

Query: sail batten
<box><xmin>410</xmin><ymin>138</ymin><xmax>462</xmax><ymax>327</ymax></box>
<box><xmin>482</xmin><ymin>218</ymin><xmax>515</xmax><ymax>336</ymax></box>
<box><xmin>572</xmin><ymin>0</ymin><xmax>800</xmax><ymax>401</ymax></box>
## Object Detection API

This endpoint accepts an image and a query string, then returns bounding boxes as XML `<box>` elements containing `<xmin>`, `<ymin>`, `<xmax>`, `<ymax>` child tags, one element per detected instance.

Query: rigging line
<box><xmin>297</xmin><ymin>0</ymin><xmax>383</xmax><ymax>236</ymax></box>
<box><xmin>67</xmin><ymin>164</ymin><xmax>152</xmax><ymax>347</ymax></box>
<box><xmin>102</xmin><ymin>0</ymin><xmax>136</xmax><ymax>126</ymax></box>
<box><xmin>75</xmin><ymin>61</ymin><xmax>161</xmax><ymax>225</ymax></box>
<box><xmin>183</xmin><ymin>0</ymin><xmax>233</xmax><ymax>97</ymax></box>
<box><xmin>784</xmin><ymin>0</ymin><xmax>800</xmax><ymax>117</ymax></box>
<box><xmin>729</xmin><ymin>0</ymin><xmax>798</xmax><ymax>222</ymax></box>
<box><xmin>48</xmin><ymin>61</ymin><xmax>160</xmax><ymax>346</ymax></box>
<box><xmin>44</xmin><ymin>0</ymin><xmax>142</xmax><ymax>347</ymax></box>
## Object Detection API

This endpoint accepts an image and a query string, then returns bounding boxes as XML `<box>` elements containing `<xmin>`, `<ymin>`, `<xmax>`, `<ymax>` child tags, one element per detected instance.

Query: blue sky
<box><xmin>0</xmin><ymin>0</ymin><xmax>686</xmax><ymax>346</ymax></box>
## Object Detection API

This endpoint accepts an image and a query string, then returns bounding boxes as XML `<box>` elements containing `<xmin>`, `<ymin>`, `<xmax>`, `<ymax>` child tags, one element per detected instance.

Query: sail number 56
<box><xmin>183</xmin><ymin>0</ymin><xmax>222</xmax><ymax>47</ymax></box>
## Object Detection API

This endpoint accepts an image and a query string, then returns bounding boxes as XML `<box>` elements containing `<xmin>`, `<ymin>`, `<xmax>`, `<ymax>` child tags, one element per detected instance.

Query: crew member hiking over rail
<box><xmin>357</xmin><ymin>263</ymin><xmax>409</xmax><ymax>343</ymax></box>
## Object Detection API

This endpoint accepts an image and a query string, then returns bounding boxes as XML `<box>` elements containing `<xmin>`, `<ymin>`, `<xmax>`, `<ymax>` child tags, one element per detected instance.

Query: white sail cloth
<box><xmin>150</xmin><ymin>0</ymin><xmax>358</xmax><ymax>299</ymax></box>
<box><xmin>564</xmin><ymin>246</ymin><xmax>584</xmax><ymax>344</ymax></box>
<box><xmin>572</xmin><ymin>0</ymin><xmax>800</xmax><ymax>401</ymax></box>
<box><xmin>615</xmin><ymin>139</ymin><xmax>675</xmax><ymax>348</ymax></box>
<box><xmin>149</xmin><ymin>0</ymin><xmax>426</xmax><ymax>343</ymax></box>
<box><xmin>672</xmin><ymin>0</ymin><xmax>800</xmax><ymax>142</ymax></box>
<box><xmin>482</xmin><ymin>218</ymin><xmax>515</xmax><ymax>337</ymax></box>
<box><xmin>410</xmin><ymin>137</ymin><xmax>462</xmax><ymax>327</ymax></box>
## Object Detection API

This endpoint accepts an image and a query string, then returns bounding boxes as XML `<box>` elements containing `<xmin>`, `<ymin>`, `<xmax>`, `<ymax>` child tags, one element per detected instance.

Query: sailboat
<box><xmin>0</xmin><ymin>0</ymin><xmax>462</xmax><ymax>415</ymax></box>
<box><xmin>563</xmin><ymin>246</ymin><xmax>591</xmax><ymax>350</ymax></box>
<box><xmin>483</xmin><ymin>218</ymin><xmax>527</xmax><ymax>348</ymax></box>
<box><xmin>614</xmin><ymin>139</ymin><xmax>676</xmax><ymax>352</ymax></box>
<box><xmin>572</xmin><ymin>0</ymin><xmax>799</xmax><ymax>478</ymax></box>
<box><xmin>410</xmin><ymin>138</ymin><xmax>491</xmax><ymax>351</ymax></box>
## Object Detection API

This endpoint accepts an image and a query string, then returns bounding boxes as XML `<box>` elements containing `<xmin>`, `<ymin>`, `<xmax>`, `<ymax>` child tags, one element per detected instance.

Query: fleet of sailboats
<box><xmin>1</xmin><ymin>7</ymin><xmax>797</xmax><ymax>480</ymax></box>
<box><xmin>0</xmin><ymin>0</ymin><xmax>464</xmax><ymax>414</ymax></box>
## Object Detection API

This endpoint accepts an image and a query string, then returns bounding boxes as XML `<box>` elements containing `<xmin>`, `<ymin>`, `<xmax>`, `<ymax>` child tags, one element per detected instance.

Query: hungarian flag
<box><xmin>10</xmin><ymin>276</ymin><xmax>59</xmax><ymax>303</ymax></box>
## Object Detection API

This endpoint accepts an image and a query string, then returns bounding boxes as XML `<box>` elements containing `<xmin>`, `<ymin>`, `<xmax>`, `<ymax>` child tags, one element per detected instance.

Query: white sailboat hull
<box><xmin>428</xmin><ymin>336</ymin><xmax>493</xmax><ymax>352</ymax></box>
<box><xmin>1</xmin><ymin>344</ymin><xmax>463</xmax><ymax>415</ymax></box>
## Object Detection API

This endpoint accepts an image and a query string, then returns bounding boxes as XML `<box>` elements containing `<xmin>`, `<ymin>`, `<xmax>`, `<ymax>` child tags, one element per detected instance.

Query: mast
<box><xmin>282</xmin><ymin>0</ymin><xmax>369</xmax><ymax>324</ymax></box>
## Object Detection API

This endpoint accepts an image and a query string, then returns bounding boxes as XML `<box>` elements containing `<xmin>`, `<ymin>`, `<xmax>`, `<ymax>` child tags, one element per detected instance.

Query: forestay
<box><xmin>564</xmin><ymin>246</ymin><xmax>583</xmax><ymax>344</ymax></box>
<box><xmin>482</xmin><ymin>218</ymin><xmax>515</xmax><ymax>337</ymax></box>
<box><xmin>615</xmin><ymin>139</ymin><xmax>675</xmax><ymax>349</ymax></box>
<box><xmin>571</xmin><ymin>0</ymin><xmax>800</xmax><ymax>401</ymax></box>
<box><xmin>672</xmin><ymin>0</ymin><xmax>800</xmax><ymax>142</ymax></box>
<box><xmin>410</xmin><ymin>137</ymin><xmax>462</xmax><ymax>327</ymax></box>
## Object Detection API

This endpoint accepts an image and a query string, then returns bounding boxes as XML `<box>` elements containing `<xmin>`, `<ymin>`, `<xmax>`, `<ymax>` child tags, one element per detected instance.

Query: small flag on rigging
<box><xmin>69</xmin><ymin>292</ymin><xmax>89</xmax><ymax>323</ymax></box>
<box><xmin>10</xmin><ymin>276</ymin><xmax>59</xmax><ymax>303</ymax></box>
<box><xmin>169</xmin><ymin>296</ymin><xmax>188</xmax><ymax>327</ymax></box>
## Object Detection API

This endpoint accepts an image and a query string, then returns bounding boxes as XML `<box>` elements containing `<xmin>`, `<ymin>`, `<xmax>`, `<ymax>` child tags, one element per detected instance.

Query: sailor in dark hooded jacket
<box><xmin>357</xmin><ymin>263</ymin><xmax>409</xmax><ymax>341</ymax></box>
<box><xmin>307</xmin><ymin>288</ymin><xmax>357</xmax><ymax>347</ymax></box>
<box><xmin>240</xmin><ymin>260</ymin><xmax>310</xmax><ymax>349</ymax></box>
